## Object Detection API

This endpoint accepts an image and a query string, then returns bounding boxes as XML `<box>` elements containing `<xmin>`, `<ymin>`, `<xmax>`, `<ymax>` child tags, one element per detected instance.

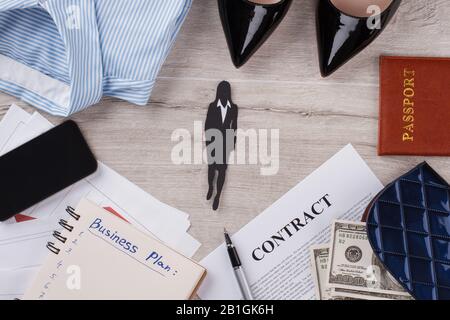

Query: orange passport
<box><xmin>379</xmin><ymin>56</ymin><xmax>450</xmax><ymax>156</ymax></box>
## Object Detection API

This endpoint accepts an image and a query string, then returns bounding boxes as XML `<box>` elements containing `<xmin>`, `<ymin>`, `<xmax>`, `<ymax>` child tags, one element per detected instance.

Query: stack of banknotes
<box><xmin>310</xmin><ymin>220</ymin><xmax>414</xmax><ymax>300</ymax></box>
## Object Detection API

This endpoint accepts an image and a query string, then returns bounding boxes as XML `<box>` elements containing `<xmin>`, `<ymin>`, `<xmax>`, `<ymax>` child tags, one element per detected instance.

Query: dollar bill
<box><xmin>327</xmin><ymin>220</ymin><xmax>411</xmax><ymax>298</ymax></box>
<box><xmin>330</xmin><ymin>287</ymin><xmax>413</xmax><ymax>300</ymax></box>
<box><xmin>310</xmin><ymin>244</ymin><xmax>332</xmax><ymax>300</ymax></box>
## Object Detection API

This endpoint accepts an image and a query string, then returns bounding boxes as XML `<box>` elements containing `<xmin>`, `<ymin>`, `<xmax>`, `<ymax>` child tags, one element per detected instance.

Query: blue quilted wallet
<box><xmin>365</xmin><ymin>162</ymin><xmax>450</xmax><ymax>300</ymax></box>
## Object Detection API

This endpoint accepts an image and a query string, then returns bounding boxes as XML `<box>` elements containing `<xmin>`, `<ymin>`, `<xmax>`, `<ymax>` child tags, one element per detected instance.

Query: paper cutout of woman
<box><xmin>205</xmin><ymin>81</ymin><xmax>238</xmax><ymax>211</ymax></box>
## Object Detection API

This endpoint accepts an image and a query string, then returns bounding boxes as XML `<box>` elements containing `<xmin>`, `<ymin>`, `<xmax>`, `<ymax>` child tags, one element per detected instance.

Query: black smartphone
<box><xmin>0</xmin><ymin>120</ymin><xmax>97</xmax><ymax>221</ymax></box>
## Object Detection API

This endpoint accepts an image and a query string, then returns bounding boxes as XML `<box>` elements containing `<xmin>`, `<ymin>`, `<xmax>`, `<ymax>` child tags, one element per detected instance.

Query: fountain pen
<box><xmin>224</xmin><ymin>228</ymin><xmax>254</xmax><ymax>300</ymax></box>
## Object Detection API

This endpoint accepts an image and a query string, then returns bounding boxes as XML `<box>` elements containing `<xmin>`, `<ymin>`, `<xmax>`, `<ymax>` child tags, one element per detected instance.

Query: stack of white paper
<box><xmin>0</xmin><ymin>105</ymin><xmax>200</xmax><ymax>300</ymax></box>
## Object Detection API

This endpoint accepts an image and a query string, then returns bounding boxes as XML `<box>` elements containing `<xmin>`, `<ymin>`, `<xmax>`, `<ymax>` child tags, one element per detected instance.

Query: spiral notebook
<box><xmin>23</xmin><ymin>199</ymin><xmax>206</xmax><ymax>300</ymax></box>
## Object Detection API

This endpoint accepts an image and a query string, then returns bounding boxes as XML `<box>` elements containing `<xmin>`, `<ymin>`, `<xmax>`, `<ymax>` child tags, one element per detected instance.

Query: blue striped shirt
<box><xmin>0</xmin><ymin>0</ymin><xmax>192</xmax><ymax>116</ymax></box>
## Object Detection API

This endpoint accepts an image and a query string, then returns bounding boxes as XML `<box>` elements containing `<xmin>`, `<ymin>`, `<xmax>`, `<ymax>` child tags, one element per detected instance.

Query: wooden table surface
<box><xmin>0</xmin><ymin>0</ymin><xmax>449</xmax><ymax>262</ymax></box>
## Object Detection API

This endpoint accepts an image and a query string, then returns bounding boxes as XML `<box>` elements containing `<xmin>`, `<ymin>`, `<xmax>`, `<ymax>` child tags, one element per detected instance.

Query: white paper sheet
<box><xmin>198</xmin><ymin>145</ymin><xmax>383</xmax><ymax>300</ymax></box>
<box><xmin>0</xmin><ymin>266</ymin><xmax>39</xmax><ymax>300</ymax></box>
<box><xmin>0</xmin><ymin>111</ymin><xmax>51</xmax><ymax>155</ymax></box>
<box><xmin>0</xmin><ymin>104</ymin><xmax>30</xmax><ymax>155</ymax></box>
<box><xmin>0</xmin><ymin>234</ymin><xmax>48</xmax><ymax>270</ymax></box>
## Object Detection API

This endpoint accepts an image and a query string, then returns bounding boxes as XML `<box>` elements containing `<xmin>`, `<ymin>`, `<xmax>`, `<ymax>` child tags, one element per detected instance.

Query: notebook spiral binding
<box><xmin>46</xmin><ymin>206</ymin><xmax>81</xmax><ymax>255</ymax></box>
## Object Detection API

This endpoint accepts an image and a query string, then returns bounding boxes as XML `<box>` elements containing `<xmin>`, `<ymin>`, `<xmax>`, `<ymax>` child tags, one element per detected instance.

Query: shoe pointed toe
<box><xmin>218</xmin><ymin>0</ymin><xmax>292</xmax><ymax>68</ymax></box>
<box><xmin>318</xmin><ymin>61</ymin><xmax>337</xmax><ymax>78</ymax></box>
<box><xmin>230</xmin><ymin>52</ymin><xmax>247</xmax><ymax>69</ymax></box>
<box><xmin>317</xmin><ymin>41</ymin><xmax>343</xmax><ymax>77</ymax></box>
<box><xmin>316</xmin><ymin>16</ymin><xmax>364</xmax><ymax>77</ymax></box>
<box><xmin>316</xmin><ymin>0</ymin><xmax>401</xmax><ymax>77</ymax></box>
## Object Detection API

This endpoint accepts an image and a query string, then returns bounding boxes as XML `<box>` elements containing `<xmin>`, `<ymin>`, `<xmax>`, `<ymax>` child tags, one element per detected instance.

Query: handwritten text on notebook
<box><xmin>88</xmin><ymin>217</ymin><xmax>179</xmax><ymax>276</ymax></box>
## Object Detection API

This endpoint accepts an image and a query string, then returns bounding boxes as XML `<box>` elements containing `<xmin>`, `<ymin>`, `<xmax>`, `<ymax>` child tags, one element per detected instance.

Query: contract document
<box><xmin>198</xmin><ymin>145</ymin><xmax>383</xmax><ymax>300</ymax></box>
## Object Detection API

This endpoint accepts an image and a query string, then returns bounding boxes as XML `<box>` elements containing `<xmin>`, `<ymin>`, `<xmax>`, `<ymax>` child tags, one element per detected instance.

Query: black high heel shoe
<box><xmin>218</xmin><ymin>0</ymin><xmax>293</xmax><ymax>68</ymax></box>
<box><xmin>316</xmin><ymin>0</ymin><xmax>401</xmax><ymax>77</ymax></box>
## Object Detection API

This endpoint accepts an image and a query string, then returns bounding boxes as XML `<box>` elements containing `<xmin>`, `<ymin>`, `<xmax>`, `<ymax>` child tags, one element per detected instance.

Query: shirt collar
<box><xmin>217</xmin><ymin>99</ymin><xmax>231</xmax><ymax>109</ymax></box>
